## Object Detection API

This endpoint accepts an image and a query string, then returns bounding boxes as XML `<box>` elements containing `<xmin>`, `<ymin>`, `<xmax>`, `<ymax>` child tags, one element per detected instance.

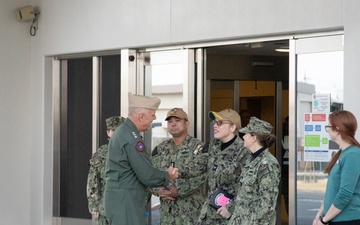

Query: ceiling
<box><xmin>206</xmin><ymin>40</ymin><xmax>289</xmax><ymax>56</ymax></box>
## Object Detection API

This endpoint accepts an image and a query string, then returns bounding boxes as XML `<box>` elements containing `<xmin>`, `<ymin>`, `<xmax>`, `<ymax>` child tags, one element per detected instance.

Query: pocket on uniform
<box><xmin>106</xmin><ymin>171</ymin><xmax>120</xmax><ymax>187</ymax></box>
<box><xmin>242</xmin><ymin>172</ymin><xmax>256</xmax><ymax>186</ymax></box>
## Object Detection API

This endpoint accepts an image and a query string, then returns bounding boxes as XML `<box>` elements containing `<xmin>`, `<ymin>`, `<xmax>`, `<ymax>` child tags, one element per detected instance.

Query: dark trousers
<box><xmin>329</xmin><ymin>219</ymin><xmax>360</xmax><ymax>225</ymax></box>
<box><xmin>281</xmin><ymin>165</ymin><xmax>289</xmax><ymax>214</ymax></box>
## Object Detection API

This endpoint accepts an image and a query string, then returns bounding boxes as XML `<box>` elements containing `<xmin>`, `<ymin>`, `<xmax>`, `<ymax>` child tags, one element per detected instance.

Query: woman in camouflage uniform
<box><xmin>86</xmin><ymin>116</ymin><xmax>125</xmax><ymax>225</ymax></box>
<box><xmin>197</xmin><ymin>109</ymin><xmax>250</xmax><ymax>225</ymax></box>
<box><xmin>220</xmin><ymin>117</ymin><xmax>281</xmax><ymax>225</ymax></box>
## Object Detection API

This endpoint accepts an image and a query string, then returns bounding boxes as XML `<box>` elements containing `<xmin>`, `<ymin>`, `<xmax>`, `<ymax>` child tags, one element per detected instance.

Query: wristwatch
<box><xmin>319</xmin><ymin>215</ymin><xmax>328</xmax><ymax>224</ymax></box>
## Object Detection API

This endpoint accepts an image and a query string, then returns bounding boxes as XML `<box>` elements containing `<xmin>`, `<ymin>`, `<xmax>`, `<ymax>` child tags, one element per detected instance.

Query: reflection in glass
<box><xmin>297</xmin><ymin>52</ymin><xmax>343</xmax><ymax>100</ymax></box>
<box><xmin>296</xmin><ymin>51</ymin><xmax>343</xmax><ymax>225</ymax></box>
<box><xmin>146</xmin><ymin>50</ymin><xmax>188</xmax><ymax>225</ymax></box>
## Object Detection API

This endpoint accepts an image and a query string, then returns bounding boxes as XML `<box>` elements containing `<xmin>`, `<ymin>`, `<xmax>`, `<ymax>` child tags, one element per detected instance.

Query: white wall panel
<box><xmin>41</xmin><ymin>0</ymin><xmax>171</xmax><ymax>55</ymax></box>
<box><xmin>170</xmin><ymin>0</ymin><xmax>343</xmax><ymax>42</ymax></box>
<box><xmin>40</xmin><ymin>0</ymin><xmax>343</xmax><ymax>55</ymax></box>
<box><xmin>343</xmin><ymin>0</ymin><xmax>360</xmax><ymax>140</ymax></box>
<box><xmin>0</xmin><ymin>1</ymin><xmax>32</xmax><ymax>225</ymax></box>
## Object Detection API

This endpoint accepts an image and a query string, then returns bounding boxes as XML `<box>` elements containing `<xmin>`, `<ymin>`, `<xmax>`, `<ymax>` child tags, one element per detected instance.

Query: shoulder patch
<box><xmin>258</xmin><ymin>166</ymin><xmax>270</xmax><ymax>179</ymax></box>
<box><xmin>193</xmin><ymin>144</ymin><xmax>203</xmax><ymax>155</ymax></box>
<box><xmin>135</xmin><ymin>141</ymin><xmax>145</xmax><ymax>152</ymax></box>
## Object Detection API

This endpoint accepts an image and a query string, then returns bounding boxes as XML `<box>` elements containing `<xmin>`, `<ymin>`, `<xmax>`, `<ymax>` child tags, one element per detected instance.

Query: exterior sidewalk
<box><xmin>297</xmin><ymin>170</ymin><xmax>327</xmax><ymax>192</ymax></box>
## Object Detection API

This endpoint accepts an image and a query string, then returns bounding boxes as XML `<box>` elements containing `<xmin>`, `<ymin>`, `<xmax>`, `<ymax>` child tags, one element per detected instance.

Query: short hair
<box><xmin>128</xmin><ymin>107</ymin><xmax>152</xmax><ymax>117</ymax></box>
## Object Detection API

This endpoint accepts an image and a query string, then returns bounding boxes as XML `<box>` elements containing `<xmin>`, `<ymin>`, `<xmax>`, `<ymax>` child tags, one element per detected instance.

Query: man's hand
<box><xmin>91</xmin><ymin>211</ymin><xmax>99</xmax><ymax>219</ymax></box>
<box><xmin>158</xmin><ymin>187</ymin><xmax>176</xmax><ymax>201</ymax></box>
<box><xmin>167</xmin><ymin>166</ymin><xmax>181</xmax><ymax>181</ymax></box>
<box><xmin>166</xmin><ymin>186</ymin><xmax>179</xmax><ymax>199</ymax></box>
<box><xmin>217</xmin><ymin>206</ymin><xmax>231</xmax><ymax>219</ymax></box>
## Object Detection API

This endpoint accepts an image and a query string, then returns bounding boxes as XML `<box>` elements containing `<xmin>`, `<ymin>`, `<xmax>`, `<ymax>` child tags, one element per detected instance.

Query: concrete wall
<box><xmin>39</xmin><ymin>0</ymin><xmax>343</xmax><ymax>55</ymax></box>
<box><xmin>343</xmin><ymin>0</ymin><xmax>360</xmax><ymax>117</ymax></box>
<box><xmin>3</xmin><ymin>0</ymin><xmax>360</xmax><ymax>225</ymax></box>
<box><xmin>0</xmin><ymin>1</ymin><xmax>32</xmax><ymax>225</ymax></box>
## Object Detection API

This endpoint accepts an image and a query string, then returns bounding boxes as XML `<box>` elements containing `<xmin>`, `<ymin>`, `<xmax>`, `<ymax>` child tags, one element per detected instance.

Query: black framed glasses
<box><xmin>325</xmin><ymin>125</ymin><xmax>332</xmax><ymax>132</ymax></box>
<box><xmin>212</xmin><ymin>120</ymin><xmax>232</xmax><ymax>126</ymax></box>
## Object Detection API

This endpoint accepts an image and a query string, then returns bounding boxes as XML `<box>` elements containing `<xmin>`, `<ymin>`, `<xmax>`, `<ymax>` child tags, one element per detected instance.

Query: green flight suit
<box><xmin>104</xmin><ymin>118</ymin><xmax>170</xmax><ymax>225</ymax></box>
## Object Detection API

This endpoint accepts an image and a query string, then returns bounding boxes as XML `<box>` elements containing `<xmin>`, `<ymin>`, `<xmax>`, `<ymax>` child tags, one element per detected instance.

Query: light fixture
<box><xmin>250</xmin><ymin>43</ymin><xmax>263</xmax><ymax>48</ymax></box>
<box><xmin>252</xmin><ymin>61</ymin><xmax>274</xmax><ymax>67</ymax></box>
<box><xmin>15</xmin><ymin>5</ymin><xmax>40</xmax><ymax>36</ymax></box>
<box><xmin>245</xmin><ymin>43</ymin><xmax>264</xmax><ymax>48</ymax></box>
<box><xmin>275</xmin><ymin>48</ymin><xmax>289</xmax><ymax>53</ymax></box>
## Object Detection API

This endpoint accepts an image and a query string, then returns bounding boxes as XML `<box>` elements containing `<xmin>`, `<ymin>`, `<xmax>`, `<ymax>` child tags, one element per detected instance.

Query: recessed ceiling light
<box><xmin>275</xmin><ymin>48</ymin><xmax>289</xmax><ymax>53</ymax></box>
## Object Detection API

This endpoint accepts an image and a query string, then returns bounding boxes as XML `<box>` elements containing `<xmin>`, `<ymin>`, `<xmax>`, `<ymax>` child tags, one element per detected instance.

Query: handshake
<box><xmin>166</xmin><ymin>166</ymin><xmax>181</xmax><ymax>181</ymax></box>
<box><xmin>160</xmin><ymin>163</ymin><xmax>180</xmax><ymax>201</ymax></box>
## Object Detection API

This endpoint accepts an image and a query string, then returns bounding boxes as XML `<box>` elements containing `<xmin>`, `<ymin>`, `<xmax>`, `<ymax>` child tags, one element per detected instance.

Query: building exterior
<box><xmin>1</xmin><ymin>1</ymin><xmax>360</xmax><ymax>225</ymax></box>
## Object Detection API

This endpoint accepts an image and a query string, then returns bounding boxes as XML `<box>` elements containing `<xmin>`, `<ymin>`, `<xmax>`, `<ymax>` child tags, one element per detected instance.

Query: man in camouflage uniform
<box><xmin>226</xmin><ymin>117</ymin><xmax>281</xmax><ymax>225</ymax></box>
<box><xmin>151</xmin><ymin>108</ymin><xmax>208</xmax><ymax>225</ymax></box>
<box><xmin>197</xmin><ymin>109</ymin><xmax>251</xmax><ymax>225</ymax></box>
<box><xmin>86</xmin><ymin>116</ymin><xmax>125</xmax><ymax>225</ymax></box>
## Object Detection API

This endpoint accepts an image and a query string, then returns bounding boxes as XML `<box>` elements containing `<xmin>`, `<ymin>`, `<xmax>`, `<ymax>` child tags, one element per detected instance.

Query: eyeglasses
<box><xmin>325</xmin><ymin>125</ymin><xmax>332</xmax><ymax>132</ymax></box>
<box><xmin>212</xmin><ymin>120</ymin><xmax>232</xmax><ymax>126</ymax></box>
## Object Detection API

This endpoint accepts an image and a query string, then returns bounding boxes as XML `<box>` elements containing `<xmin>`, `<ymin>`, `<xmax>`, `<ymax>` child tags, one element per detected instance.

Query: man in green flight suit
<box><xmin>104</xmin><ymin>92</ymin><xmax>180</xmax><ymax>225</ymax></box>
<box><xmin>87</xmin><ymin>116</ymin><xmax>125</xmax><ymax>225</ymax></box>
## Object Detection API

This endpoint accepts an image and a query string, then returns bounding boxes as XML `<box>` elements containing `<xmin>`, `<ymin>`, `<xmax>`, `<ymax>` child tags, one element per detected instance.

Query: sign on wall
<box><xmin>312</xmin><ymin>94</ymin><xmax>331</xmax><ymax>113</ymax></box>
<box><xmin>303</xmin><ymin>113</ymin><xmax>334</xmax><ymax>162</ymax></box>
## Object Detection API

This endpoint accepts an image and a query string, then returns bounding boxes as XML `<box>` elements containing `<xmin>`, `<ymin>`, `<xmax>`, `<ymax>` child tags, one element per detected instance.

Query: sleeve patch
<box><xmin>135</xmin><ymin>141</ymin><xmax>145</xmax><ymax>152</ymax></box>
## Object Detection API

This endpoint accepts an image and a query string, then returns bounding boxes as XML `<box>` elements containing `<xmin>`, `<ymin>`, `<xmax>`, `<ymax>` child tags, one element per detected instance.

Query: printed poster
<box><xmin>312</xmin><ymin>94</ymin><xmax>331</xmax><ymax>113</ymax></box>
<box><xmin>303</xmin><ymin>113</ymin><xmax>333</xmax><ymax>162</ymax></box>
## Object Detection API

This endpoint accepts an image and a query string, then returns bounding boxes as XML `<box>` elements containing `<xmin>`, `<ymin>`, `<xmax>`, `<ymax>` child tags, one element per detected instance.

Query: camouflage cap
<box><xmin>128</xmin><ymin>92</ymin><xmax>161</xmax><ymax>110</ymax></box>
<box><xmin>239</xmin><ymin>117</ymin><xmax>273</xmax><ymax>135</ymax></box>
<box><xmin>165</xmin><ymin>108</ymin><xmax>188</xmax><ymax>121</ymax></box>
<box><xmin>105</xmin><ymin>116</ymin><xmax>125</xmax><ymax>130</ymax></box>
<box><xmin>209</xmin><ymin>109</ymin><xmax>241</xmax><ymax>129</ymax></box>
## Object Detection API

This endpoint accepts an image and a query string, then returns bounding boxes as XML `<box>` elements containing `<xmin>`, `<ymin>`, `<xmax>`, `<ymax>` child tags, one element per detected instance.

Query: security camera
<box><xmin>15</xmin><ymin>5</ymin><xmax>36</xmax><ymax>21</ymax></box>
<box><xmin>129</xmin><ymin>55</ymin><xmax>135</xmax><ymax>62</ymax></box>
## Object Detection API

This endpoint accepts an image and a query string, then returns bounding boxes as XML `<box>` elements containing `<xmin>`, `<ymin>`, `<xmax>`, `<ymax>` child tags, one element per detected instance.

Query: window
<box><xmin>54</xmin><ymin>55</ymin><xmax>121</xmax><ymax>219</ymax></box>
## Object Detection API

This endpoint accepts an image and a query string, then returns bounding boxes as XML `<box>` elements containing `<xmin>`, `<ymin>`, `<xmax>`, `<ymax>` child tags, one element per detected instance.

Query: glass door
<box><xmin>204</xmin><ymin>41</ymin><xmax>289</xmax><ymax>224</ymax></box>
<box><xmin>290</xmin><ymin>34</ymin><xmax>343</xmax><ymax>225</ymax></box>
<box><xmin>138</xmin><ymin>49</ymin><xmax>197</xmax><ymax>224</ymax></box>
<box><xmin>53</xmin><ymin>54</ymin><xmax>121</xmax><ymax>225</ymax></box>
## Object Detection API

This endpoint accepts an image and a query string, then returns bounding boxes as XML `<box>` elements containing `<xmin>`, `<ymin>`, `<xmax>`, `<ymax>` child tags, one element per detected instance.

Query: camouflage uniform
<box><xmin>87</xmin><ymin>144</ymin><xmax>109</xmax><ymax>225</ymax></box>
<box><xmin>228</xmin><ymin>150</ymin><xmax>280</xmax><ymax>225</ymax></box>
<box><xmin>228</xmin><ymin>116</ymin><xmax>281</xmax><ymax>225</ymax></box>
<box><xmin>86</xmin><ymin>116</ymin><xmax>125</xmax><ymax>225</ymax></box>
<box><xmin>151</xmin><ymin>135</ymin><xmax>207</xmax><ymax>225</ymax></box>
<box><xmin>197</xmin><ymin>135</ymin><xmax>250</xmax><ymax>225</ymax></box>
